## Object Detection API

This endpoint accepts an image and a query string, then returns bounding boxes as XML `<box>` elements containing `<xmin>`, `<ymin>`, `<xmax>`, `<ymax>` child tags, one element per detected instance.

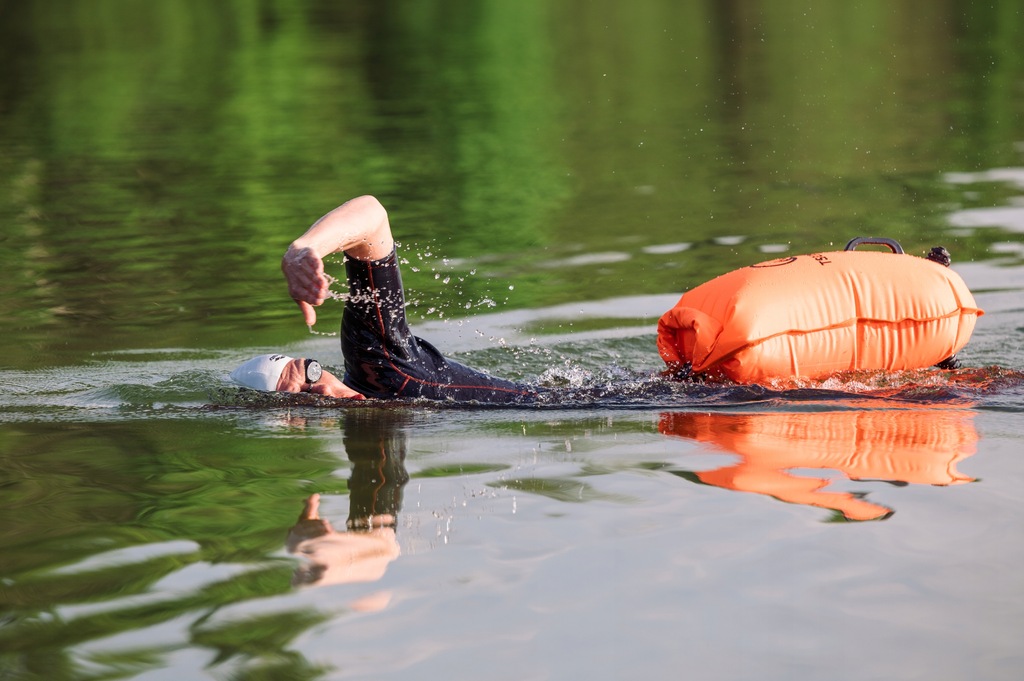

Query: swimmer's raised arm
<box><xmin>289</xmin><ymin>195</ymin><xmax>395</xmax><ymax>262</ymax></box>
<box><xmin>282</xmin><ymin>195</ymin><xmax>396</xmax><ymax>326</ymax></box>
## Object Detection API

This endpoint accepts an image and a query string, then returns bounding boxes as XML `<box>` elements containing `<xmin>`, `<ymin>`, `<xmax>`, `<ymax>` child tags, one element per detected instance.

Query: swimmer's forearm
<box><xmin>290</xmin><ymin>195</ymin><xmax>395</xmax><ymax>262</ymax></box>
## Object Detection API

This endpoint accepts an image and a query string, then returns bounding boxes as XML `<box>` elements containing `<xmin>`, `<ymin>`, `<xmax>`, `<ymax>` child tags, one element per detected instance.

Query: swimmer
<box><xmin>231</xmin><ymin>195</ymin><xmax>537</xmax><ymax>403</ymax></box>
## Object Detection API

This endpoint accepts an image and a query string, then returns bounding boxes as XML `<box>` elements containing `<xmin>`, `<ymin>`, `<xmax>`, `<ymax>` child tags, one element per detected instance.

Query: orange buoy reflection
<box><xmin>658</xmin><ymin>410</ymin><xmax>978</xmax><ymax>521</ymax></box>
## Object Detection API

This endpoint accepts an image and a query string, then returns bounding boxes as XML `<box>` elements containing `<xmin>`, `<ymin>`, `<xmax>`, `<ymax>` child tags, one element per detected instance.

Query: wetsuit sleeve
<box><xmin>340</xmin><ymin>248</ymin><xmax>536</xmax><ymax>403</ymax></box>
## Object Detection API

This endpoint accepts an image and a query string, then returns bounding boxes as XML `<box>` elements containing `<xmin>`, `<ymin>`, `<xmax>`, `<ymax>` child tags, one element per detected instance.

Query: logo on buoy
<box><xmin>750</xmin><ymin>257</ymin><xmax>797</xmax><ymax>268</ymax></box>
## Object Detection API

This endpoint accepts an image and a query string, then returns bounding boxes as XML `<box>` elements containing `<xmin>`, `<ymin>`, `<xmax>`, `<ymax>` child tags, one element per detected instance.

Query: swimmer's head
<box><xmin>230</xmin><ymin>353</ymin><xmax>293</xmax><ymax>391</ymax></box>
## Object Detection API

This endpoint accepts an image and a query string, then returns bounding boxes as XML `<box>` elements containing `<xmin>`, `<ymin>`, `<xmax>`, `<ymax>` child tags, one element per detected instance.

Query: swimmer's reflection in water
<box><xmin>286</xmin><ymin>412</ymin><xmax>410</xmax><ymax>602</ymax></box>
<box><xmin>658</xmin><ymin>409</ymin><xmax>979</xmax><ymax>521</ymax></box>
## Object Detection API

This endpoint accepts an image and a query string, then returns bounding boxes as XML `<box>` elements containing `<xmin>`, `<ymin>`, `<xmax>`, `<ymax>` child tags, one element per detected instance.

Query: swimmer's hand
<box><xmin>282</xmin><ymin>243</ymin><xmax>328</xmax><ymax>326</ymax></box>
<box><xmin>283</xmin><ymin>196</ymin><xmax>395</xmax><ymax>326</ymax></box>
<box><xmin>310</xmin><ymin>371</ymin><xmax>365</xmax><ymax>400</ymax></box>
<box><xmin>276</xmin><ymin>361</ymin><xmax>365</xmax><ymax>400</ymax></box>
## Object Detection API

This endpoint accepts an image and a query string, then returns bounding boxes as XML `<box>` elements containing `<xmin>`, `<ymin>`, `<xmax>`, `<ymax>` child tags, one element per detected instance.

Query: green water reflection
<box><xmin>0</xmin><ymin>402</ymin><xmax>1007</xmax><ymax>679</ymax></box>
<box><xmin>0</xmin><ymin>411</ymin><xmax>401</xmax><ymax>679</ymax></box>
<box><xmin>1</xmin><ymin>4</ymin><xmax>1023</xmax><ymax>676</ymax></box>
<box><xmin>1</xmin><ymin>0</ymin><xmax>1022</xmax><ymax>369</ymax></box>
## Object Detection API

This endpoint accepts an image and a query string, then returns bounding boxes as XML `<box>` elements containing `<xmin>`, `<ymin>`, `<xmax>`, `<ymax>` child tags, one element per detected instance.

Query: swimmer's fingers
<box><xmin>296</xmin><ymin>493</ymin><xmax>337</xmax><ymax>533</ymax></box>
<box><xmin>282</xmin><ymin>246</ymin><xmax>326</xmax><ymax>298</ymax></box>
<box><xmin>283</xmin><ymin>245</ymin><xmax>329</xmax><ymax>316</ymax></box>
<box><xmin>308</xmin><ymin>380</ymin><xmax>365</xmax><ymax>400</ymax></box>
<box><xmin>301</xmin><ymin>493</ymin><xmax>321</xmax><ymax>520</ymax></box>
<box><xmin>310</xmin><ymin>384</ymin><xmax>366</xmax><ymax>400</ymax></box>
<box><xmin>296</xmin><ymin>299</ymin><xmax>317</xmax><ymax>327</ymax></box>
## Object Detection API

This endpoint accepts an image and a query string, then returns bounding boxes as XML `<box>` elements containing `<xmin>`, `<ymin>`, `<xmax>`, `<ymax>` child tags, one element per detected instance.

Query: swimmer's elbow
<box><xmin>353</xmin><ymin>195</ymin><xmax>391</xmax><ymax>244</ymax></box>
<box><xmin>350</xmin><ymin>195</ymin><xmax>388</xmax><ymax>221</ymax></box>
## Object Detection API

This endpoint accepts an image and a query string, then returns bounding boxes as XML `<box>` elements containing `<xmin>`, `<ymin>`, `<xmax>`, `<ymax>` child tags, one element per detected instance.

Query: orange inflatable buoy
<box><xmin>657</xmin><ymin>238</ymin><xmax>984</xmax><ymax>383</ymax></box>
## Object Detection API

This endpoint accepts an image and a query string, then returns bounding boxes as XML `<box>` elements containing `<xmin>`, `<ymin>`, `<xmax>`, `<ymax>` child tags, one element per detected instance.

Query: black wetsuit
<box><xmin>341</xmin><ymin>248</ymin><xmax>537</xmax><ymax>404</ymax></box>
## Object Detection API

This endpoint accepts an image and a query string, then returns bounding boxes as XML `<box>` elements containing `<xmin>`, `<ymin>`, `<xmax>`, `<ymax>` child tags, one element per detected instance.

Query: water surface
<box><xmin>2</xmin><ymin>2</ymin><xmax>1023</xmax><ymax>680</ymax></box>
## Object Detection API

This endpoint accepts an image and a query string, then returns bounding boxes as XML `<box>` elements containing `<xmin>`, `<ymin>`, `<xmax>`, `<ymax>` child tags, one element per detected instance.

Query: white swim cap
<box><xmin>230</xmin><ymin>354</ymin><xmax>294</xmax><ymax>391</ymax></box>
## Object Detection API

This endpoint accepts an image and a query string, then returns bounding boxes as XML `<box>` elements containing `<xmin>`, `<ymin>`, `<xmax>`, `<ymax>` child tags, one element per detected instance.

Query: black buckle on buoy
<box><xmin>926</xmin><ymin>246</ymin><xmax>952</xmax><ymax>267</ymax></box>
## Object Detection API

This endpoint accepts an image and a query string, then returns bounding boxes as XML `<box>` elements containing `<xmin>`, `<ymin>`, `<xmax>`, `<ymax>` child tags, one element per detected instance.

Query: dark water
<box><xmin>2</xmin><ymin>2</ymin><xmax>1024</xmax><ymax>679</ymax></box>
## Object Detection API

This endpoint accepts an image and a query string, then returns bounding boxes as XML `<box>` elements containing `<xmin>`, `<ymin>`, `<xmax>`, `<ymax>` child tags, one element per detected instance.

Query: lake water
<box><xmin>2</xmin><ymin>2</ymin><xmax>1024</xmax><ymax>680</ymax></box>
